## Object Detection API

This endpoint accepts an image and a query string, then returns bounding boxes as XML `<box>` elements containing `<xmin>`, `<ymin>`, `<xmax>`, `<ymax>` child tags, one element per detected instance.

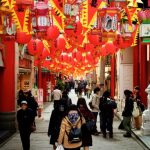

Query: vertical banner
<box><xmin>37</xmin><ymin>88</ymin><xmax>43</xmax><ymax>117</ymax></box>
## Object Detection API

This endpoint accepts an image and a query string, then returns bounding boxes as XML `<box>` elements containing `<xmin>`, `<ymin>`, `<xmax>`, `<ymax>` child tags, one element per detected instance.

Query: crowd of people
<box><xmin>16</xmin><ymin>83</ymin><xmax>145</xmax><ymax>150</ymax></box>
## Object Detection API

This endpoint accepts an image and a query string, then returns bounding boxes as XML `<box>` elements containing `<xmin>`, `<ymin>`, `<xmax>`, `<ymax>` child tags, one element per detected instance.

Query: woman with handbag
<box><xmin>17</xmin><ymin>101</ymin><xmax>34</xmax><ymax>150</ymax></box>
<box><xmin>77</xmin><ymin>98</ymin><xmax>95</xmax><ymax>150</ymax></box>
<box><xmin>57</xmin><ymin>104</ymin><xmax>85</xmax><ymax>150</ymax></box>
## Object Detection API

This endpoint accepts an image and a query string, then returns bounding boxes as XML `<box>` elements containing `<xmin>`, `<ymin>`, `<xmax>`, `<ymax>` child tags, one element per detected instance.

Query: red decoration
<box><xmin>56</xmin><ymin>35</ymin><xmax>66</xmax><ymax>50</ymax></box>
<box><xmin>27</xmin><ymin>39</ymin><xmax>44</xmax><ymax>56</ymax></box>
<box><xmin>75</xmin><ymin>21</ymin><xmax>82</xmax><ymax>35</ymax></box>
<box><xmin>46</xmin><ymin>26</ymin><xmax>60</xmax><ymax>40</ymax></box>
<box><xmin>84</xmin><ymin>43</ymin><xmax>94</xmax><ymax>52</ymax></box>
<box><xmin>16</xmin><ymin>32</ymin><xmax>31</xmax><ymax>44</ymax></box>
<box><xmin>88</xmin><ymin>33</ymin><xmax>100</xmax><ymax>45</ymax></box>
<box><xmin>16</xmin><ymin>0</ymin><xmax>33</xmax><ymax>5</ymax></box>
<box><xmin>105</xmin><ymin>42</ymin><xmax>117</xmax><ymax>54</ymax></box>
<box><xmin>39</xmin><ymin>48</ymin><xmax>50</xmax><ymax>60</ymax></box>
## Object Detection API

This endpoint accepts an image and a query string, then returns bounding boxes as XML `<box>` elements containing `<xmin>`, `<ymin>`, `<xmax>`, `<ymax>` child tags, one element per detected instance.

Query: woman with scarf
<box><xmin>58</xmin><ymin>104</ymin><xmax>85</xmax><ymax>150</ymax></box>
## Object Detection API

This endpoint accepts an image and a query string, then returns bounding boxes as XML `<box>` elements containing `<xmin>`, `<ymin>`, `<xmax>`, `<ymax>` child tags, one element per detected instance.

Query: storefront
<box><xmin>17</xmin><ymin>53</ymin><xmax>34</xmax><ymax>92</ymax></box>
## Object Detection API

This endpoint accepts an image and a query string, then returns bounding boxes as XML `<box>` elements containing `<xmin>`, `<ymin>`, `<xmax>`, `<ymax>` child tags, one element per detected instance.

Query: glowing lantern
<box><xmin>105</xmin><ymin>42</ymin><xmax>117</xmax><ymax>54</ymax></box>
<box><xmin>75</xmin><ymin>21</ymin><xmax>82</xmax><ymax>35</ymax></box>
<box><xmin>97</xmin><ymin>8</ymin><xmax>120</xmax><ymax>38</ymax></box>
<box><xmin>16</xmin><ymin>0</ymin><xmax>33</xmax><ymax>5</ymax></box>
<box><xmin>27</xmin><ymin>39</ymin><xmax>44</xmax><ymax>56</ymax></box>
<box><xmin>16</xmin><ymin>32</ymin><xmax>31</xmax><ymax>44</ymax></box>
<box><xmin>109</xmin><ymin>0</ymin><xmax>127</xmax><ymax>8</ymax></box>
<box><xmin>39</xmin><ymin>48</ymin><xmax>50</xmax><ymax>60</ymax></box>
<box><xmin>84</xmin><ymin>43</ymin><xmax>94</xmax><ymax>52</ymax></box>
<box><xmin>88</xmin><ymin>33</ymin><xmax>100</xmax><ymax>45</ymax></box>
<box><xmin>46</xmin><ymin>26</ymin><xmax>60</xmax><ymax>40</ymax></box>
<box><xmin>56</xmin><ymin>35</ymin><xmax>66</xmax><ymax>50</ymax></box>
<box><xmin>32</xmin><ymin>1</ymin><xmax>49</xmax><ymax>31</ymax></box>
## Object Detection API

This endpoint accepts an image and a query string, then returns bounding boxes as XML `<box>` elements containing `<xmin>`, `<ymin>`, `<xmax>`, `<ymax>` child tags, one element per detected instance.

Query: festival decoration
<box><xmin>32</xmin><ymin>1</ymin><xmax>50</xmax><ymax>32</ymax></box>
<box><xmin>16</xmin><ymin>31</ymin><xmax>31</xmax><ymax>44</ymax></box>
<box><xmin>46</xmin><ymin>26</ymin><xmax>60</xmax><ymax>40</ymax></box>
<box><xmin>27</xmin><ymin>39</ymin><xmax>44</xmax><ymax>56</ymax></box>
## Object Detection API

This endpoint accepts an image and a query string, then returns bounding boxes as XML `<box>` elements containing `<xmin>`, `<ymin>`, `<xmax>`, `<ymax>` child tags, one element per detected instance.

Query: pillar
<box><xmin>133</xmin><ymin>45</ymin><xmax>139</xmax><ymax>87</ymax></box>
<box><xmin>110</xmin><ymin>55</ymin><xmax>115</xmax><ymax>98</ymax></box>
<box><xmin>0</xmin><ymin>39</ymin><xmax>16</xmax><ymax>130</ymax></box>
<box><xmin>140</xmin><ymin>44</ymin><xmax>147</xmax><ymax>107</ymax></box>
<box><xmin>38</xmin><ymin>62</ymin><xmax>42</xmax><ymax>88</ymax></box>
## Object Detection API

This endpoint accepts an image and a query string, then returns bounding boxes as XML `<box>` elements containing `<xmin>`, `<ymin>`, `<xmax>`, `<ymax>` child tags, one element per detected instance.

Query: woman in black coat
<box><xmin>77</xmin><ymin>98</ymin><xmax>95</xmax><ymax>150</ymax></box>
<box><xmin>99</xmin><ymin>91</ymin><xmax>117</xmax><ymax>138</ymax></box>
<box><xmin>17</xmin><ymin>101</ymin><xmax>34</xmax><ymax>150</ymax></box>
<box><xmin>48</xmin><ymin>100</ymin><xmax>66</xmax><ymax>150</ymax></box>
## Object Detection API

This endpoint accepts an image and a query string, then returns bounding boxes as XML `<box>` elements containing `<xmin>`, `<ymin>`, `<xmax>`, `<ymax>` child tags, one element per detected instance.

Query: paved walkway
<box><xmin>0</xmin><ymin>90</ymin><xmax>150</xmax><ymax>150</ymax></box>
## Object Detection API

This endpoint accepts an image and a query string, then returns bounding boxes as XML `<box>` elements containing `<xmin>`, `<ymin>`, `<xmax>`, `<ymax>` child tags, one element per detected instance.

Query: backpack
<box><xmin>66</xmin><ymin>120</ymin><xmax>82</xmax><ymax>143</ymax></box>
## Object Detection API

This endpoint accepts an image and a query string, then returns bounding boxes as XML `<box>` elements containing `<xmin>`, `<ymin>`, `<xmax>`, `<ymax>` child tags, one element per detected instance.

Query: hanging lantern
<box><xmin>56</xmin><ymin>35</ymin><xmax>66</xmax><ymax>50</ymax></box>
<box><xmin>105</xmin><ymin>41</ymin><xmax>117</xmax><ymax>54</ymax></box>
<box><xmin>109</xmin><ymin>0</ymin><xmax>127</xmax><ymax>8</ymax></box>
<box><xmin>32</xmin><ymin>1</ymin><xmax>49</xmax><ymax>32</ymax></box>
<box><xmin>46</xmin><ymin>26</ymin><xmax>60</xmax><ymax>40</ymax></box>
<box><xmin>75</xmin><ymin>21</ymin><xmax>82</xmax><ymax>35</ymax></box>
<box><xmin>97</xmin><ymin>8</ymin><xmax>120</xmax><ymax>39</ymax></box>
<box><xmin>27</xmin><ymin>39</ymin><xmax>44</xmax><ymax>56</ymax></box>
<box><xmin>16</xmin><ymin>32</ymin><xmax>32</xmax><ymax>44</ymax></box>
<box><xmin>84</xmin><ymin>43</ymin><xmax>94</xmax><ymax>52</ymax></box>
<box><xmin>39</xmin><ymin>48</ymin><xmax>50</xmax><ymax>60</ymax></box>
<box><xmin>16</xmin><ymin>0</ymin><xmax>33</xmax><ymax>10</ymax></box>
<box><xmin>88</xmin><ymin>32</ymin><xmax>101</xmax><ymax>45</ymax></box>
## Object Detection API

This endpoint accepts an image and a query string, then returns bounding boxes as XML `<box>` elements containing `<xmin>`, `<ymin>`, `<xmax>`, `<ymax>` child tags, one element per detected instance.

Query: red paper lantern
<box><xmin>75</xmin><ymin>21</ymin><xmax>82</xmax><ymax>35</ymax></box>
<box><xmin>39</xmin><ymin>48</ymin><xmax>50</xmax><ymax>60</ymax></box>
<box><xmin>84</xmin><ymin>43</ymin><xmax>94</xmax><ymax>52</ymax></box>
<box><xmin>105</xmin><ymin>42</ymin><xmax>117</xmax><ymax>54</ymax></box>
<box><xmin>56</xmin><ymin>35</ymin><xmax>66</xmax><ymax>50</ymax></box>
<box><xmin>47</xmin><ymin>26</ymin><xmax>60</xmax><ymax>40</ymax></box>
<box><xmin>88</xmin><ymin>34</ymin><xmax>100</xmax><ymax>45</ymax></box>
<box><xmin>16</xmin><ymin>32</ymin><xmax>32</xmax><ymax>44</ymax></box>
<box><xmin>27</xmin><ymin>39</ymin><xmax>44</xmax><ymax>56</ymax></box>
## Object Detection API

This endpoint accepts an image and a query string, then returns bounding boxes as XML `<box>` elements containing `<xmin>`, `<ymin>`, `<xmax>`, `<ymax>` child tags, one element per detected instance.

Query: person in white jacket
<box><xmin>91</xmin><ymin>87</ymin><xmax>101</xmax><ymax>135</ymax></box>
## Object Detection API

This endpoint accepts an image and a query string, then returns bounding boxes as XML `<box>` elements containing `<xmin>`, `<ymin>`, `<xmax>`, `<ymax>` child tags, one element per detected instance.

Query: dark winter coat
<box><xmin>17</xmin><ymin>108</ymin><xmax>34</xmax><ymax>132</ymax></box>
<box><xmin>27</xmin><ymin>96</ymin><xmax>38</xmax><ymax>117</ymax></box>
<box><xmin>79</xmin><ymin>106</ymin><xmax>94</xmax><ymax>147</ymax></box>
<box><xmin>99</xmin><ymin>97</ymin><xmax>116</xmax><ymax>118</ymax></box>
<box><xmin>122</xmin><ymin>97</ymin><xmax>134</xmax><ymax>117</ymax></box>
<box><xmin>48</xmin><ymin>107</ymin><xmax>65</xmax><ymax>145</ymax></box>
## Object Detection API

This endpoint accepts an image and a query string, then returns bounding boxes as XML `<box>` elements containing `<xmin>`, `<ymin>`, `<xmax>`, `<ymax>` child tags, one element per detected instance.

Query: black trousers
<box><xmin>20</xmin><ymin>130</ymin><xmax>31</xmax><ymax>150</ymax></box>
<box><xmin>100</xmin><ymin>114</ymin><xmax>113</xmax><ymax>135</ymax></box>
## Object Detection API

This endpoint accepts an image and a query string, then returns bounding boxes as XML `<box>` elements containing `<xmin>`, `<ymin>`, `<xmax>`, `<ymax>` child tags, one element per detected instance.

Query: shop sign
<box><xmin>23</xmin><ymin>80</ymin><xmax>30</xmax><ymax>89</ymax></box>
<box><xmin>140</xmin><ymin>24</ymin><xmax>150</xmax><ymax>37</ymax></box>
